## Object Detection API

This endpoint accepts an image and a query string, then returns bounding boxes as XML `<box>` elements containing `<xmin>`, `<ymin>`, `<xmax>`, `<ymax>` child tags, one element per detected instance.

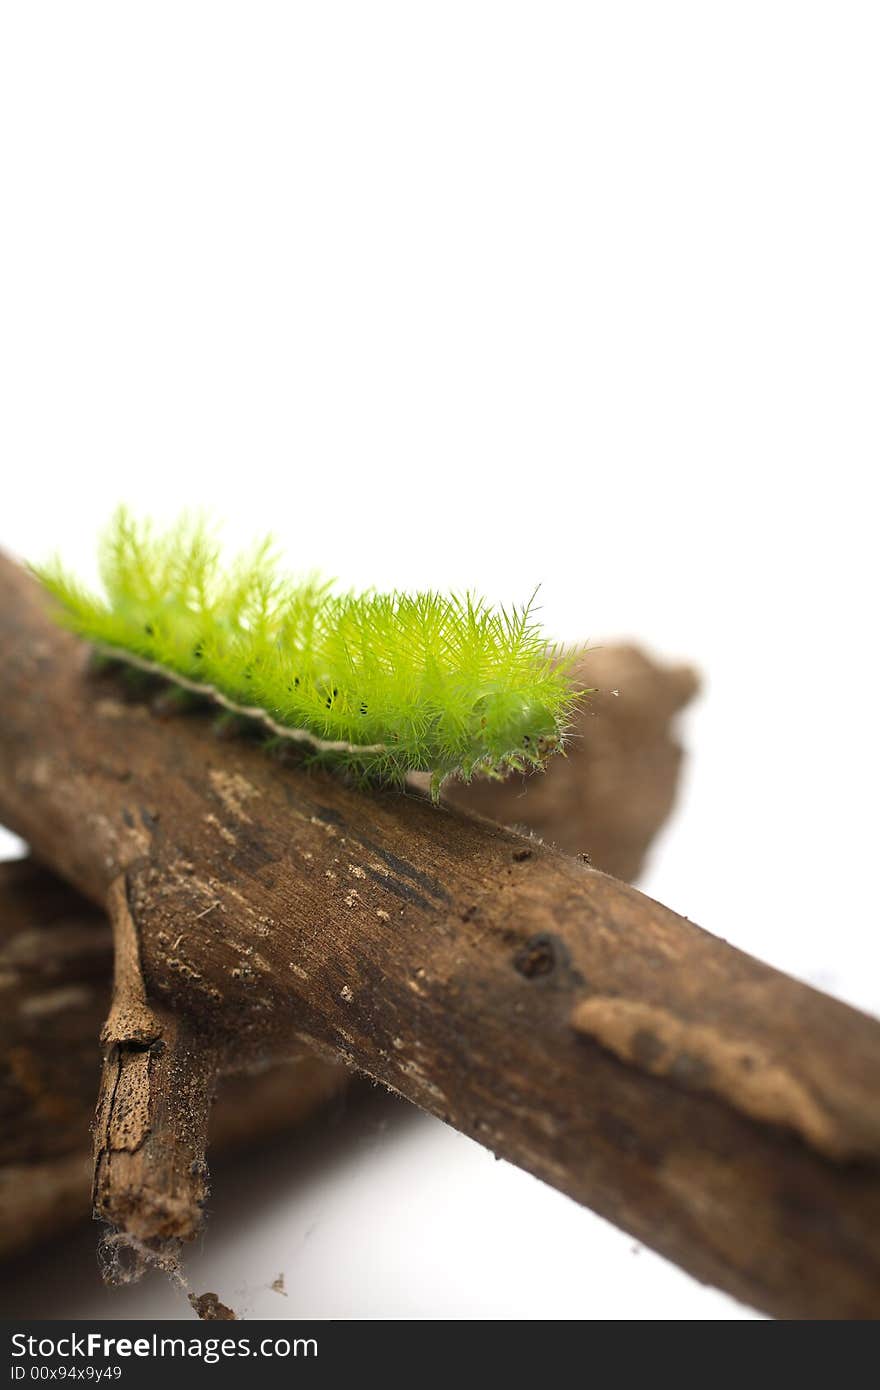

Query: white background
<box><xmin>0</xmin><ymin>3</ymin><xmax>877</xmax><ymax>1320</ymax></box>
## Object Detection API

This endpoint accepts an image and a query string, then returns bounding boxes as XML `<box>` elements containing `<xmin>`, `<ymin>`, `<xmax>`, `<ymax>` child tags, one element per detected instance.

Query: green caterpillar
<box><xmin>33</xmin><ymin>509</ymin><xmax>582</xmax><ymax>798</ymax></box>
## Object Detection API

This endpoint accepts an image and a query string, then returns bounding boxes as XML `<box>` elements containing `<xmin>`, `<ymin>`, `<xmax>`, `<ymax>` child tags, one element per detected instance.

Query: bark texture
<box><xmin>0</xmin><ymin>638</ymin><xmax>692</xmax><ymax>1263</ymax></box>
<box><xmin>1</xmin><ymin>553</ymin><xmax>879</xmax><ymax>1319</ymax></box>
<box><xmin>0</xmin><ymin>857</ymin><xmax>347</xmax><ymax>1261</ymax></box>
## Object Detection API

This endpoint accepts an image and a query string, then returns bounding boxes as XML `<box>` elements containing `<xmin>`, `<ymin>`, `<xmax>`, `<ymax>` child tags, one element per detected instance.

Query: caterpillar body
<box><xmin>33</xmin><ymin>510</ymin><xmax>581</xmax><ymax>799</ymax></box>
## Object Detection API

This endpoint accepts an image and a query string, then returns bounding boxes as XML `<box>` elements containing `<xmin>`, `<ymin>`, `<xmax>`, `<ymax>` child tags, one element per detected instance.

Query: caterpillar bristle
<box><xmin>32</xmin><ymin>508</ymin><xmax>584</xmax><ymax>799</ymax></box>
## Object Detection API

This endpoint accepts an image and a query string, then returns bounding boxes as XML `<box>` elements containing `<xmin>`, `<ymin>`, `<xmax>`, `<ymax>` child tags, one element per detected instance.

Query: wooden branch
<box><xmin>0</xmin><ymin>856</ymin><xmax>109</xmax><ymax>1257</ymax></box>
<box><xmin>0</xmin><ymin>857</ymin><xmax>348</xmax><ymax>1261</ymax></box>
<box><xmin>1</xmin><ymin>661</ymin><xmax>687</xmax><ymax>1269</ymax></box>
<box><xmin>1</xmin><ymin>553</ymin><xmax>879</xmax><ymax>1319</ymax></box>
<box><xmin>93</xmin><ymin>870</ymin><xmax>220</xmax><ymax>1270</ymax></box>
<box><xmin>442</xmin><ymin>642</ymin><xmax>699</xmax><ymax>880</ymax></box>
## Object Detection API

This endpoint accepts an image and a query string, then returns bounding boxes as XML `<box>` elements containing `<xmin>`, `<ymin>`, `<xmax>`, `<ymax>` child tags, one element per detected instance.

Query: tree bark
<box><xmin>0</xmin><ymin>639</ymin><xmax>693</xmax><ymax>1264</ymax></box>
<box><xmin>1</xmin><ymin>552</ymin><xmax>879</xmax><ymax>1319</ymax></box>
<box><xmin>0</xmin><ymin>857</ymin><xmax>348</xmax><ymax>1261</ymax></box>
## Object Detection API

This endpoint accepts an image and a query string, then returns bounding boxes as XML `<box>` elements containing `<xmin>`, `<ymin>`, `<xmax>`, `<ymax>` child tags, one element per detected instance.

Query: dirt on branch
<box><xmin>1</xmin><ymin>552</ymin><xmax>879</xmax><ymax>1319</ymax></box>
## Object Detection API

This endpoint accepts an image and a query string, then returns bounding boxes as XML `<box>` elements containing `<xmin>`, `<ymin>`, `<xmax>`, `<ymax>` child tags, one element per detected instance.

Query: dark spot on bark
<box><xmin>511</xmin><ymin>846</ymin><xmax>532</xmax><ymax>862</ymax></box>
<box><xmin>122</xmin><ymin>808</ymin><xmax>135</xmax><ymax>829</ymax></box>
<box><xmin>669</xmin><ymin>1052</ymin><xmax>713</xmax><ymax>1087</ymax></box>
<box><xmin>362</xmin><ymin>866</ymin><xmax>435</xmax><ymax>913</ymax></box>
<box><xmin>775</xmin><ymin>1182</ymin><xmax>850</xmax><ymax>1243</ymax></box>
<box><xmin>302</xmin><ymin>804</ymin><xmax>450</xmax><ymax>906</ymax></box>
<box><xmin>514</xmin><ymin>935</ymin><xmax>556</xmax><ymax>979</ymax></box>
<box><xmin>356</xmin><ymin>838</ymin><xmax>451</xmax><ymax>904</ymax></box>
<box><xmin>140</xmin><ymin>806</ymin><xmax>159</xmax><ymax>831</ymax></box>
<box><xmin>230</xmin><ymin>835</ymin><xmax>276</xmax><ymax>874</ymax></box>
<box><xmin>631</xmin><ymin>1028</ymin><xmax>666</xmax><ymax>1068</ymax></box>
<box><xmin>597</xmin><ymin>1109</ymin><xmax>661</xmax><ymax>1167</ymax></box>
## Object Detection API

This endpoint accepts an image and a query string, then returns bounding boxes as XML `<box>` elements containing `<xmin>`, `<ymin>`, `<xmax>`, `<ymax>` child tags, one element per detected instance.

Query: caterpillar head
<box><xmin>467</xmin><ymin>691</ymin><xmax>561</xmax><ymax>769</ymax></box>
